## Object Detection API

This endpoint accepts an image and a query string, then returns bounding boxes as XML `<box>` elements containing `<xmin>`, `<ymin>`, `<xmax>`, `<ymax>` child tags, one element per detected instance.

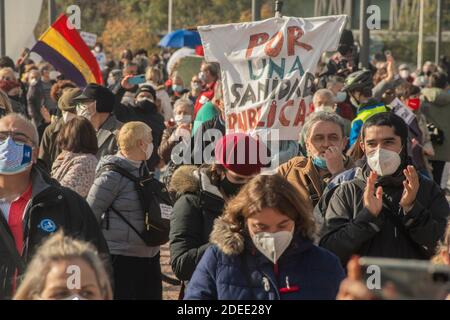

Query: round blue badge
<box><xmin>38</xmin><ymin>219</ymin><xmax>57</xmax><ymax>233</ymax></box>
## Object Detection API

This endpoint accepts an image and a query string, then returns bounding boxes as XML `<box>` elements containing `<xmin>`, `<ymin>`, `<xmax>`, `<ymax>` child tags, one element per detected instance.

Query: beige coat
<box><xmin>51</xmin><ymin>151</ymin><xmax>98</xmax><ymax>198</ymax></box>
<box><xmin>278</xmin><ymin>156</ymin><xmax>354</xmax><ymax>214</ymax></box>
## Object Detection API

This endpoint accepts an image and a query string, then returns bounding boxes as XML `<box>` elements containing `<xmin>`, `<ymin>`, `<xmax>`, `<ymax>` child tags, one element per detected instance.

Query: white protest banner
<box><xmin>198</xmin><ymin>15</ymin><xmax>347</xmax><ymax>140</ymax></box>
<box><xmin>390</xmin><ymin>98</ymin><xmax>416</xmax><ymax>125</ymax></box>
<box><xmin>80</xmin><ymin>31</ymin><xmax>97</xmax><ymax>48</ymax></box>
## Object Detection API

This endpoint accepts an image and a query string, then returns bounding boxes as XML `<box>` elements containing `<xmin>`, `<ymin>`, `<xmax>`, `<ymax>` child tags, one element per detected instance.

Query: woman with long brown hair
<box><xmin>51</xmin><ymin>116</ymin><xmax>98</xmax><ymax>197</ymax></box>
<box><xmin>169</xmin><ymin>133</ymin><xmax>266</xmax><ymax>284</ymax></box>
<box><xmin>185</xmin><ymin>174</ymin><xmax>345</xmax><ymax>300</ymax></box>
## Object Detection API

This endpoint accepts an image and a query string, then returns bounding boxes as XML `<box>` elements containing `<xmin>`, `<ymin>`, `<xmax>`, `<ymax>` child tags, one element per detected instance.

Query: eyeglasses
<box><xmin>0</xmin><ymin>131</ymin><xmax>35</xmax><ymax>147</ymax></box>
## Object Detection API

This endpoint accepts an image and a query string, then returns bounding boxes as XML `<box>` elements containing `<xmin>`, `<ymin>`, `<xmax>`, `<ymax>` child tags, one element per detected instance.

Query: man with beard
<box><xmin>318</xmin><ymin>112</ymin><xmax>449</xmax><ymax>265</ymax></box>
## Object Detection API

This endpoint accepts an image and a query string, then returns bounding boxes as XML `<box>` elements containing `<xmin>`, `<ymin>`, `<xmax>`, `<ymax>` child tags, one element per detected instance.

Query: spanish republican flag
<box><xmin>31</xmin><ymin>14</ymin><xmax>103</xmax><ymax>87</ymax></box>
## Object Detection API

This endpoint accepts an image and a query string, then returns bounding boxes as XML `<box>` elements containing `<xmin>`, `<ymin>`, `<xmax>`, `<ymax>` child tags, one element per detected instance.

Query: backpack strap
<box><xmin>304</xmin><ymin>174</ymin><xmax>320</xmax><ymax>207</ymax></box>
<box><xmin>96</xmin><ymin>163</ymin><xmax>166</xmax><ymax>239</ymax></box>
<box><xmin>107</xmin><ymin>206</ymin><xmax>149</xmax><ymax>245</ymax></box>
<box><xmin>96</xmin><ymin>163</ymin><xmax>147</xmax><ymax>236</ymax></box>
<box><xmin>96</xmin><ymin>163</ymin><xmax>140</xmax><ymax>184</ymax></box>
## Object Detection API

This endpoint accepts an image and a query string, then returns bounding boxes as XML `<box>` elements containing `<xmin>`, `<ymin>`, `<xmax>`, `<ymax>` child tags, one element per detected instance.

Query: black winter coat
<box><xmin>318</xmin><ymin>169</ymin><xmax>449</xmax><ymax>265</ymax></box>
<box><xmin>168</xmin><ymin>165</ymin><xmax>225</xmax><ymax>281</ymax></box>
<box><xmin>0</xmin><ymin>168</ymin><xmax>110</xmax><ymax>299</ymax></box>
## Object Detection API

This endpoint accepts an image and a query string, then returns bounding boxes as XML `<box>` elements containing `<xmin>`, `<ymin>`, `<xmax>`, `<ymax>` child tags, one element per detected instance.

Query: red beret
<box><xmin>215</xmin><ymin>133</ymin><xmax>267</xmax><ymax>176</ymax></box>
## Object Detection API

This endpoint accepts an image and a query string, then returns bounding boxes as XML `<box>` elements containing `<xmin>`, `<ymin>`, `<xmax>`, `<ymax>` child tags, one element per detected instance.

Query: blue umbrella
<box><xmin>158</xmin><ymin>29</ymin><xmax>202</xmax><ymax>49</ymax></box>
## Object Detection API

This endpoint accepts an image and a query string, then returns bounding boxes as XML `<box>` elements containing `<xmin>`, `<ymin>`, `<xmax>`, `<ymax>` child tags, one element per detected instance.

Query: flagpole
<box><xmin>435</xmin><ymin>0</ymin><xmax>442</xmax><ymax>64</ymax></box>
<box><xmin>359</xmin><ymin>0</ymin><xmax>370</xmax><ymax>69</ymax></box>
<box><xmin>275</xmin><ymin>0</ymin><xmax>283</xmax><ymax>18</ymax></box>
<box><xmin>48</xmin><ymin>0</ymin><xmax>56</xmax><ymax>26</ymax></box>
<box><xmin>168</xmin><ymin>0</ymin><xmax>173</xmax><ymax>33</ymax></box>
<box><xmin>252</xmin><ymin>0</ymin><xmax>261</xmax><ymax>21</ymax></box>
<box><xmin>0</xmin><ymin>0</ymin><xmax>5</xmax><ymax>57</ymax></box>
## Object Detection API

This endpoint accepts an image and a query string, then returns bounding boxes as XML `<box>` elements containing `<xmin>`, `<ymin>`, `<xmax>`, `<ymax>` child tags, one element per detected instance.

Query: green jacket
<box><xmin>38</xmin><ymin>117</ymin><xmax>64</xmax><ymax>173</ymax></box>
<box><xmin>192</xmin><ymin>101</ymin><xmax>218</xmax><ymax>136</ymax></box>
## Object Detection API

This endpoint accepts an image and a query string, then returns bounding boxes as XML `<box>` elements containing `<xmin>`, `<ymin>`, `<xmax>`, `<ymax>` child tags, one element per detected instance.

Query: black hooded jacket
<box><xmin>114</xmin><ymin>87</ymin><xmax>165</xmax><ymax>171</ymax></box>
<box><xmin>318</xmin><ymin>162</ymin><xmax>449</xmax><ymax>266</ymax></box>
<box><xmin>0</xmin><ymin>167</ymin><xmax>110</xmax><ymax>299</ymax></box>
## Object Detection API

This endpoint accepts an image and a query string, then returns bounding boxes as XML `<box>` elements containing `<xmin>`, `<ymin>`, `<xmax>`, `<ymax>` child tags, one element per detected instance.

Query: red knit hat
<box><xmin>215</xmin><ymin>133</ymin><xmax>267</xmax><ymax>176</ymax></box>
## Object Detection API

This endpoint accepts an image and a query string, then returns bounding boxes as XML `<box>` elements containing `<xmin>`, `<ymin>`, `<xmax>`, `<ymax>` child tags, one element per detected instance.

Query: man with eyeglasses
<box><xmin>0</xmin><ymin>113</ymin><xmax>109</xmax><ymax>300</ymax></box>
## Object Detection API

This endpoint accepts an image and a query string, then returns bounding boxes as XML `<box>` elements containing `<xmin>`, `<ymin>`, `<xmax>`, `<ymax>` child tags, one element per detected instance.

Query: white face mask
<box><xmin>174</xmin><ymin>114</ymin><xmax>191</xmax><ymax>125</ymax></box>
<box><xmin>366</xmin><ymin>147</ymin><xmax>402</xmax><ymax>176</ymax></box>
<box><xmin>62</xmin><ymin>111</ymin><xmax>76</xmax><ymax>123</ymax></box>
<box><xmin>59</xmin><ymin>294</ymin><xmax>88</xmax><ymax>301</ymax></box>
<box><xmin>76</xmin><ymin>102</ymin><xmax>96</xmax><ymax>121</ymax></box>
<box><xmin>198</xmin><ymin>72</ymin><xmax>207</xmax><ymax>83</ymax></box>
<box><xmin>399</xmin><ymin>70</ymin><xmax>410</xmax><ymax>79</ymax></box>
<box><xmin>49</xmin><ymin>71</ymin><xmax>61</xmax><ymax>81</ymax></box>
<box><xmin>136</xmin><ymin>97</ymin><xmax>154</xmax><ymax>104</ymax></box>
<box><xmin>335</xmin><ymin>91</ymin><xmax>347</xmax><ymax>103</ymax></box>
<box><xmin>251</xmin><ymin>228</ymin><xmax>294</xmax><ymax>264</ymax></box>
<box><xmin>315</xmin><ymin>105</ymin><xmax>335</xmax><ymax>113</ymax></box>
<box><xmin>144</xmin><ymin>142</ymin><xmax>154</xmax><ymax>160</ymax></box>
<box><xmin>107</xmin><ymin>77</ymin><xmax>115</xmax><ymax>87</ymax></box>
<box><xmin>349</xmin><ymin>94</ymin><xmax>360</xmax><ymax>108</ymax></box>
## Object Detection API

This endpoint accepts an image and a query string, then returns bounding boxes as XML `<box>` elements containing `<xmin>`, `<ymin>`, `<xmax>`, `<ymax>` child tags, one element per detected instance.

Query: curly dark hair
<box><xmin>50</xmin><ymin>80</ymin><xmax>77</xmax><ymax>103</ymax></box>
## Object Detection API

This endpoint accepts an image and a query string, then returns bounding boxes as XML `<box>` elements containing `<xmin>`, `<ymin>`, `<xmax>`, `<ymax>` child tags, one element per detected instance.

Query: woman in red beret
<box><xmin>168</xmin><ymin>133</ymin><xmax>268</xmax><ymax>292</ymax></box>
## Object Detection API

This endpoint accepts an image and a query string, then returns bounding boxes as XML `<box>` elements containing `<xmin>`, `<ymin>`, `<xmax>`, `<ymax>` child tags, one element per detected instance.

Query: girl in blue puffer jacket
<box><xmin>185</xmin><ymin>174</ymin><xmax>345</xmax><ymax>300</ymax></box>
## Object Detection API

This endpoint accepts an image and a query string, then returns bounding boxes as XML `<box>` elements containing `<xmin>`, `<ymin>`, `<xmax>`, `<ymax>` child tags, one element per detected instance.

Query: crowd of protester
<box><xmin>0</xmin><ymin>33</ymin><xmax>449</xmax><ymax>301</ymax></box>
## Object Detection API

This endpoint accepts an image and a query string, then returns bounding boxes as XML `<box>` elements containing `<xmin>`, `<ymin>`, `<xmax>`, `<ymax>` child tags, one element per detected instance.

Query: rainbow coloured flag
<box><xmin>31</xmin><ymin>14</ymin><xmax>103</xmax><ymax>87</ymax></box>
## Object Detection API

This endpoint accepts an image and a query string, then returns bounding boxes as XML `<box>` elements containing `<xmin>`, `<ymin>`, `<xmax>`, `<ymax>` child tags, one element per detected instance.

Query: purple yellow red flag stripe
<box><xmin>31</xmin><ymin>14</ymin><xmax>103</xmax><ymax>87</ymax></box>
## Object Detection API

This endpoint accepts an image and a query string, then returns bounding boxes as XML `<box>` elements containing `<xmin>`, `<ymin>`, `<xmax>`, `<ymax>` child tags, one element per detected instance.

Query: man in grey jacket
<box><xmin>318</xmin><ymin>112</ymin><xmax>449</xmax><ymax>266</ymax></box>
<box><xmin>74</xmin><ymin>83</ymin><xmax>122</xmax><ymax>159</ymax></box>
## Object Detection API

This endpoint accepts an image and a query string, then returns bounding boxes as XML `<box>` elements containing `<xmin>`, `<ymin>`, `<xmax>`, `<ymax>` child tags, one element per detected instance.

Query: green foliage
<box><xmin>32</xmin><ymin>0</ymin><xmax>449</xmax><ymax>65</ymax></box>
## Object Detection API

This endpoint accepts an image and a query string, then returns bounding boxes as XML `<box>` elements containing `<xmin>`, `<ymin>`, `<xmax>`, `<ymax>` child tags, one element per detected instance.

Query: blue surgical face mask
<box><xmin>0</xmin><ymin>137</ymin><xmax>33</xmax><ymax>175</ymax></box>
<box><xmin>172</xmin><ymin>84</ymin><xmax>184</xmax><ymax>93</ymax></box>
<box><xmin>312</xmin><ymin>155</ymin><xmax>328</xmax><ymax>170</ymax></box>
<box><xmin>335</xmin><ymin>91</ymin><xmax>347</xmax><ymax>103</ymax></box>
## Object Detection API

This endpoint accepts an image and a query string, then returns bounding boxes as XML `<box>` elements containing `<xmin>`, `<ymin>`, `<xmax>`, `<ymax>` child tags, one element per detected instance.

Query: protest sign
<box><xmin>198</xmin><ymin>15</ymin><xmax>347</xmax><ymax>140</ymax></box>
<box><xmin>80</xmin><ymin>31</ymin><xmax>97</xmax><ymax>48</ymax></box>
<box><xmin>390</xmin><ymin>97</ymin><xmax>416</xmax><ymax>125</ymax></box>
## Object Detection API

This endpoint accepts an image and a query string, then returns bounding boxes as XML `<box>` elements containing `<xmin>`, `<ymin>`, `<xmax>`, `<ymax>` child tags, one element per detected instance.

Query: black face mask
<box><xmin>220</xmin><ymin>176</ymin><xmax>244</xmax><ymax>198</ymax></box>
<box><xmin>135</xmin><ymin>99</ymin><xmax>156</xmax><ymax>111</ymax></box>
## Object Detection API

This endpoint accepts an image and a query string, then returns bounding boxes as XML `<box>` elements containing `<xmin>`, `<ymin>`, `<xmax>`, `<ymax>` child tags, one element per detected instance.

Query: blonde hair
<box><xmin>117</xmin><ymin>121</ymin><xmax>152</xmax><ymax>153</ymax></box>
<box><xmin>145</xmin><ymin>67</ymin><xmax>162</xmax><ymax>85</ymax></box>
<box><xmin>0</xmin><ymin>89</ymin><xmax>13</xmax><ymax>114</ymax></box>
<box><xmin>13</xmin><ymin>231</ymin><xmax>112</xmax><ymax>300</ymax></box>
<box><xmin>0</xmin><ymin>67</ymin><xmax>16</xmax><ymax>81</ymax></box>
<box><xmin>432</xmin><ymin>220</ymin><xmax>450</xmax><ymax>265</ymax></box>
